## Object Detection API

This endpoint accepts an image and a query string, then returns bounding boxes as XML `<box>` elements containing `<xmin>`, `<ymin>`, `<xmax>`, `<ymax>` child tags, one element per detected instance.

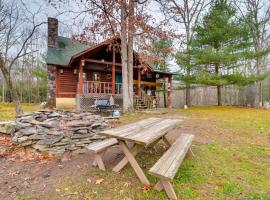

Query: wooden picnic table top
<box><xmin>100</xmin><ymin>117</ymin><xmax>182</xmax><ymax>147</ymax></box>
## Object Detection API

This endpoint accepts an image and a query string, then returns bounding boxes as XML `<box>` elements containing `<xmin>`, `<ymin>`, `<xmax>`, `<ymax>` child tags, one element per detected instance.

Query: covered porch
<box><xmin>56</xmin><ymin>37</ymin><xmax>173</xmax><ymax>111</ymax></box>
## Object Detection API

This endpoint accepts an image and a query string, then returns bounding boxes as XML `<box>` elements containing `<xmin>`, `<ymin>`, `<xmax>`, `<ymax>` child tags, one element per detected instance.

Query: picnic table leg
<box><xmin>163</xmin><ymin>136</ymin><xmax>171</xmax><ymax>147</ymax></box>
<box><xmin>113</xmin><ymin>145</ymin><xmax>141</xmax><ymax>172</ymax></box>
<box><xmin>95</xmin><ymin>152</ymin><xmax>106</xmax><ymax>171</ymax></box>
<box><xmin>118</xmin><ymin>141</ymin><xmax>150</xmax><ymax>185</ymax></box>
<box><xmin>154</xmin><ymin>181</ymin><xmax>163</xmax><ymax>191</ymax></box>
<box><xmin>92</xmin><ymin>159</ymin><xmax>97</xmax><ymax>167</ymax></box>
<box><xmin>154</xmin><ymin>179</ymin><xmax>177</xmax><ymax>199</ymax></box>
<box><xmin>189</xmin><ymin>147</ymin><xmax>195</xmax><ymax>157</ymax></box>
<box><xmin>161</xmin><ymin>179</ymin><xmax>177</xmax><ymax>200</ymax></box>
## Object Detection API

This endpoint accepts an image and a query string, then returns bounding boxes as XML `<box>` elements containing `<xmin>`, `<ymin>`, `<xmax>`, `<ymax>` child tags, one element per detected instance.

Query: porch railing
<box><xmin>81</xmin><ymin>81</ymin><xmax>122</xmax><ymax>94</ymax></box>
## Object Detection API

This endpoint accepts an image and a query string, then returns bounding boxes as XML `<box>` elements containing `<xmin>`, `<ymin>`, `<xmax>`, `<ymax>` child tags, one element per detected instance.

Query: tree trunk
<box><xmin>127</xmin><ymin>0</ymin><xmax>135</xmax><ymax>111</ymax></box>
<box><xmin>185</xmin><ymin>67</ymin><xmax>191</xmax><ymax>107</ymax></box>
<box><xmin>215</xmin><ymin>63</ymin><xmax>222</xmax><ymax>106</ymax></box>
<box><xmin>186</xmin><ymin>31</ymin><xmax>191</xmax><ymax>107</ymax></box>
<box><xmin>0</xmin><ymin>55</ymin><xmax>23</xmax><ymax>115</ymax></box>
<box><xmin>2</xmin><ymin>76</ymin><xmax>5</xmax><ymax>102</ymax></box>
<box><xmin>254</xmin><ymin>56</ymin><xmax>263</xmax><ymax>108</ymax></box>
<box><xmin>186</xmin><ymin>83</ymin><xmax>191</xmax><ymax>107</ymax></box>
<box><xmin>120</xmin><ymin>0</ymin><xmax>129</xmax><ymax>113</ymax></box>
<box><xmin>217</xmin><ymin>85</ymin><xmax>221</xmax><ymax>106</ymax></box>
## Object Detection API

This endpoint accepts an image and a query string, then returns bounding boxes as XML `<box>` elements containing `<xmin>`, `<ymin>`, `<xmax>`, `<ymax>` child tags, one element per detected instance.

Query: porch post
<box><xmin>137</xmin><ymin>67</ymin><xmax>141</xmax><ymax>95</ymax></box>
<box><xmin>79</xmin><ymin>60</ymin><xmax>85</xmax><ymax>95</ymax></box>
<box><xmin>112</xmin><ymin>43</ymin><xmax>116</xmax><ymax>94</ymax></box>
<box><xmin>167</xmin><ymin>74</ymin><xmax>173</xmax><ymax>109</ymax></box>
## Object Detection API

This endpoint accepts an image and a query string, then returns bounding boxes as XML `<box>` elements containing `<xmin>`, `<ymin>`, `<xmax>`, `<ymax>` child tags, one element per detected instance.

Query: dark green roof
<box><xmin>46</xmin><ymin>36</ymin><xmax>90</xmax><ymax>66</ymax></box>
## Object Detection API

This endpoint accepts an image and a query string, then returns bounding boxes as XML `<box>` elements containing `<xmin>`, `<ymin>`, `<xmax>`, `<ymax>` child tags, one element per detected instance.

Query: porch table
<box><xmin>99</xmin><ymin>117</ymin><xmax>182</xmax><ymax>185</ymax></box>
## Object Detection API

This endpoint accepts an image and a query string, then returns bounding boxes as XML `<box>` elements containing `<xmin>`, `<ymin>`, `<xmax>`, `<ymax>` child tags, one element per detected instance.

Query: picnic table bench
<box><xmin>87</xmin><ymin>138</ymin><xmax>118</xmax><ymax>171</ymax></box>
<box><xmin>149</xmin><ymin>133</ymin><xmax>194</xmax><ymax>199</ymax></box>
<box><xmin>100</xmin><ymin>117</ymin><xmax>182</xmax><ymax>185</ymax></box>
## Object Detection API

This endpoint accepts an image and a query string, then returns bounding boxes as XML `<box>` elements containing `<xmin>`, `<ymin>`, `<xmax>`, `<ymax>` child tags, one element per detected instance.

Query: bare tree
<box><xmin>158</xmin><ymin>0</ymin><xmax>207</xmax><ymax>107</ymax></box>
<box><xmin>0</xmin><ymin>0</ymin><xmax>45</xmax><ymax>115</ymax></box>
<box><xmin>235</xmin><ymin>0</ymin><xmax>270</xmax><ymax>107</ymax></box>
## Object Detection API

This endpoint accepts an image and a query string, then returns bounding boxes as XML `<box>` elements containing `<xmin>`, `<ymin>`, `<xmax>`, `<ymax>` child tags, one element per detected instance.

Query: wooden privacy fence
<box><xmin>157</xmin><ymin>85</ymin><xmax>262</xmax><ymax>108</ymax></box>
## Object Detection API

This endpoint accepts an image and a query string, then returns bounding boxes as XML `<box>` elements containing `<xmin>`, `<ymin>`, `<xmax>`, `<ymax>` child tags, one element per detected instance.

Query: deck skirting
<box><xmin>76</xmin><ymin>94</ymin><xmax>123</xmax><ymax>112</ymax></box>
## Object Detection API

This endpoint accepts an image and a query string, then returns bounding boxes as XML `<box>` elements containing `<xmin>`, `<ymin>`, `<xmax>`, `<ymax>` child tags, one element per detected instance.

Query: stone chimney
<box><xmin>48</xmin><ymin>17</ymin><xmax>58</xmax><ymax>48</ymax></box>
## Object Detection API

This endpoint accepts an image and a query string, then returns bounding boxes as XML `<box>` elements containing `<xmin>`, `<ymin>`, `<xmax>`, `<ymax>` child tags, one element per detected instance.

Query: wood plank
<box><xmin>129</xmin><ymin>119</ymin><xmax>180</xmax><ymax>145</ymax></box>
<box><xmin>100</xmin><ymin>118</ymin><xmax>181</xmax><ymax>146</ymax></box>
<box><xmin>87</xmin><ymin>138</ymin><xmax>118</xmax><ymax>153</ymax></box>
<box><xmin>101</xmin><ymin>118</ymin><xmax>165</xmax><ymax>143</ymax></box>
<box><xmin>154</xmin><ymin>181</ymin><xmax>163</xmax><ymax>191</ymax></box>
<box><xmin>119</xmin><ymin>141</ymin><xmax>150</xmax><ymax>185</ymax></box>
<box><xmin>95</xmin><ymin>153</ymin><xmax>106</xmax><ymax>171</ymax></box>
<box><xmin>163</xmin><ymin>136</ymin><xmax>171</xmax><ymax>147</ymax></box>
<box><xmin>112</xmin><ymin>144</ymin><xmax>141</xmax><ymax>172</ymax></box>
<box><xmin>85</xmin><ymin>58</ymin><xmax>122</xmax><ymax>67</ymax></box>
<box><xmin>149</xmin><ymin>134</ymin><xmax>194</xmax><ymax>180</ymax></box>
<box><xmin>161</xmin><ymin>179</ymin><xmax>177</xmax><ymax>200</ymax></box>
<box><xmin>133</xmin><ymin>80</ymin><xmax>163</xmax><ymax>86</ymax></box>
<box><xmin>102</xmin><ymin>118</ymin><xmax>162</xmax><ymax>136</ymax></box>
<box><xmin>115</xmin><ymin>121</ymin><xmax>162</xmax><ymax>141</ymax></box>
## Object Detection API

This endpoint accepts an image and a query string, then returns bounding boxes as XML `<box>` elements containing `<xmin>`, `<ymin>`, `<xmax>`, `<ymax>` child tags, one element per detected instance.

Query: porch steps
<box><xmin>134</xmin><ymin>96</ymin><xmax>150</xmax><ymax>110</ymax></box>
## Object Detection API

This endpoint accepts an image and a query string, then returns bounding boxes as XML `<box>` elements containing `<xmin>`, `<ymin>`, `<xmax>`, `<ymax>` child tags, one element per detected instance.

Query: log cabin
<box><xmin>46</xmin><ymin>18</ymin><xmax>174</xmax><ymax>111</ymax></box>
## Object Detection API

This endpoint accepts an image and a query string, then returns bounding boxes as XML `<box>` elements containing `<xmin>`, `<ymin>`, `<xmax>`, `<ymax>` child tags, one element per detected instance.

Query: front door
<box><xmin>116</xmin><ymin>74</ymin><xmax>122</xmax><ymax>94</ymax></box>
<box><xmin>116</xmin><ymin>73</ymin><xmax>122</xmax><ymax>83</ymax></box>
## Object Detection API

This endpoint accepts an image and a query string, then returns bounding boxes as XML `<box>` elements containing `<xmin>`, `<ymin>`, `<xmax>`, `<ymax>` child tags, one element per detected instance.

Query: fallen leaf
<box><xmin>142</xmin><ymin>185</ymin><xmax>151</xmax><ymax>192</ymax></box>
<box><xmin>24</xmin><ymin>177</ymin><xmax>32</xmax><ymax>181</ymax></box>
<box><xmin>8</xmin><ymin>171</ymin><xmax>20</xmax><ymax>176</ymax></box>
<box><xmin>95</xmin><ymin>178</ymin><xmax>104</xmax><ymax>185</ymax></box>
<box><xmin>55</xmin><ymin>188</ymin><xmax>60</xmax><ymax>192</ymax></box>
<box><xmin>87</xmin><ymin>178</ymin><xmax>92</xmax><ymax>183</ymax></box>
<box><xmin>119</xmin><ymin>190</ymin><xmax>124</xmax><ymax>196</ymax></box>
<box><xmin>124</xmin><ymin>181</ymin><xmax>131</xmax><ymax>187</ymax></box>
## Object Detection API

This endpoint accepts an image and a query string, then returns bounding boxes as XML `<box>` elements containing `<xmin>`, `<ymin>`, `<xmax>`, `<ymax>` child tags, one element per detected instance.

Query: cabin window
<box><xmin>78</xmin><ymin>72</ymin><xmax>87</xmax><ymax>81</ymax></box>
<box><xmin>93</xmin><ymin>72</ymin><xmax>101</xmax><ymax>82</ymax></box>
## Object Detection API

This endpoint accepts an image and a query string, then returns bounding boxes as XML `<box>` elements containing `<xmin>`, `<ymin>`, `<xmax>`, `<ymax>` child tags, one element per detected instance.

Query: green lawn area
<box><xmin>0</xmin><ymin>102</ymin><xmax>39</xmax><ymax>121</ymax></box>
<box><xmin>4</xmin><ymin>104</ymin><xmax>270</xmax><ymax>199</ymax></box>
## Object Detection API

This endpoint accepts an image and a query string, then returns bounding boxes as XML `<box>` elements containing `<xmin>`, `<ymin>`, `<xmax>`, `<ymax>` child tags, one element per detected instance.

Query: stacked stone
<box><xmin>11</xmin><ymin>110</ymin><xmax>109</xmax><ymax>155</ymax></box>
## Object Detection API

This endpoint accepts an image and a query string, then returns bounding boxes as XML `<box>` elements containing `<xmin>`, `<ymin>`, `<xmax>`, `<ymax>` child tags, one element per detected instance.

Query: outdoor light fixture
<box><xmin>106</xmin><ymin>74</ymin><xmax>112</xmax><ymax>79</ymax></box>
<box><xmin>74</xmin><ymin>69</ymin><xmax>78</xmax><ymax>74</ymax></box>
<box><xmin>60</xmin><ymin>69</ymin><xmax>64</xmax><ymax>74</ymax></box>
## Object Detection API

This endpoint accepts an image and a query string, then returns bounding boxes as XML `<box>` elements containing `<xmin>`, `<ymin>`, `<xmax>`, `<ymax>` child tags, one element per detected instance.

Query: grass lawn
<box><xmin>0</xmin><ymin>102</ymin><xmax>39</xmax><ymax>121</ymax></box>
<box><xmin>3</xmin><ymin>104</ymin><xmax>270</xmax><ymax>199</ymax></box>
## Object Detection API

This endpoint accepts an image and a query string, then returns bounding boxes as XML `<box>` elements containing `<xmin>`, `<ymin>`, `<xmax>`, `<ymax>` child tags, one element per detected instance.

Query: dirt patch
<box><xmin>0</xmin><ymin>134</ymin><xmax>125</xmax><ymax>199</ymax></box>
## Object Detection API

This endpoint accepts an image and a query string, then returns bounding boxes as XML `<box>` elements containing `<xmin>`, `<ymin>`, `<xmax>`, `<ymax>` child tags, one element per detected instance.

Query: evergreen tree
<box><xmin>190</xmin><ymin>0</ymin><xmax>262</xmax><ymax>106</ymax></box>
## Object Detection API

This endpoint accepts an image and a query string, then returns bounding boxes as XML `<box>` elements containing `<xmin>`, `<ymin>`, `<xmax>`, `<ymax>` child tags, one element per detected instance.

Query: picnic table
<box><xmin>99</xmin><ymin>117</ymin><xmax>182</xmax><ymax>185</ymax></box>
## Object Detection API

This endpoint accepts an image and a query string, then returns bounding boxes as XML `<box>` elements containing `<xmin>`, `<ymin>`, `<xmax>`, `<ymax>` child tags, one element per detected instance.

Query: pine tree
<box><xmin>190</xmin><ymin>0</ymin><xmax>262</xmax><ymax>106</ymax></box>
